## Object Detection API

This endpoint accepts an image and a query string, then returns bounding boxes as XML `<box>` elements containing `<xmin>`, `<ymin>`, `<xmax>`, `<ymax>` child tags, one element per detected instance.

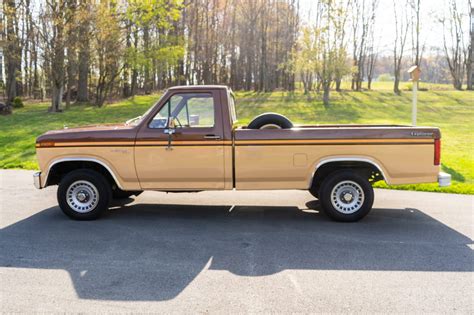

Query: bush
<box><xmin>12</xmin><ymin>97</ymin><xmax>24</xmax><ymax>108</ymax></box>
<box><xmin>377</xmin><ymin>73</ymin><xmax>393</xmax><ymax>82</ymax></box>
<box><xmin>405</xmin><ymin>83</ymin><xmax>429</xmax><ymax>91</ymax></box>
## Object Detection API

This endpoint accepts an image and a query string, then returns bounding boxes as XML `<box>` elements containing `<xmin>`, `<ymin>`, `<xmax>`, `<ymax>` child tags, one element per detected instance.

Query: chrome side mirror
<box><xmin>164</xmin><ymin>117</ymin><xmax>176</xmax><ymax>135</ymax></box>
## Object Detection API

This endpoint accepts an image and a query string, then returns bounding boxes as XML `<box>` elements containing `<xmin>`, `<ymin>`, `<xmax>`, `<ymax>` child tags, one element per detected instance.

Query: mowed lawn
<box><xmin>1</xmin><ymin>82</ymin><xmax>472</xmax><ymax>194</ymax></box>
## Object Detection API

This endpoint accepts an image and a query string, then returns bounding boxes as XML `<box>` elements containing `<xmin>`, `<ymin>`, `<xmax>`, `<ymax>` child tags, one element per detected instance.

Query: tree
<box><xmin>314</xmin><ymin>0</ymin><xmax>349</xmax><ymax>106</ymax></box>
<box><xmin>441</xmin><ymin>0</ymin><xmax>468</xmax><ymax>90</ymax></box>
<box><xmin>76</xmin><ymin>0</ymin><xmax>91</xmax><ymax>102</ymax></box>
<box><xmin>39</xmin><ymin>0</ymin><xmax>74</xmax><ymax>112</ymax></box>
<box><xmin>3</xmin><ymin>0</ymin><xmax>21</xmax><ymax>108</ymax></box>
<box><xmin>93</xmin><ymin>1</ymin><xmax>123</xmax><ymax>107</ymax></box>
<box><xmin>392</xmin><ymin>0</ymin><xmax>410</xmax><ymax>94</ymax></box>
<box><xmin>295</xmin><ymin>27</ymin><xmax>316</xmax><ymax>94</ymax></box>
<box><xmin>409</xmin><ymin>0</ymin><xmax>423</xmax><ymax>67</ymax></box>
<box><xmin>466</xmin><ymin>2</ymin><xmax>473</xmax><ymax>90</ymax></box>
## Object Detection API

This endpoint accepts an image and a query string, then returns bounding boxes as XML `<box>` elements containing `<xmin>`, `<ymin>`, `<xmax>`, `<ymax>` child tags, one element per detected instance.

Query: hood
<box><xmin>43</xmin><ymin>123</ymin><xmax>132</xmax><ymax>134</ymax></box>
<box><xmin>36</xmin><ymin>123</ymin><xmax>138</xmax><ymax>146</ymax></box>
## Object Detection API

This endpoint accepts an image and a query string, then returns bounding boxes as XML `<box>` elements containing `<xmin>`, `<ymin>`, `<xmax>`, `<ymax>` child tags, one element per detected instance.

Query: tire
<box><xmin>309</xmin><ymin>183</ymin><xmax>320</xmax><ymax>199</ymax></box>
<box><xmin>112</xmin><ymin>189</ymin><xmax>143</xmax><ymax>199</ymax></box>
<box><xmin>247</xmin><ymin>113</ymin><xmax>293</xmax><ymax>129</ymax></box>
<box><xmin>319</xmin><ymin>170</ymin><xmax>374</xmax><ymax>222</ymax></box>
<box><xmin>57</xmin><ymin>169</ymin><xmax>112</xmax><ymax>220</ymax></box>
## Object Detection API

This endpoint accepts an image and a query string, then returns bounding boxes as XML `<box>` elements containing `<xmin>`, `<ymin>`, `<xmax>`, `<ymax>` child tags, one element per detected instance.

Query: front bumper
<box><xmin>438</xmin><ymin>172</ymin><xmax>451</xmax><ymax>187</ymax></box>
<box><xmin>33</xmin><ymin>172</ymin><xmax>42</xmax><ymax>189</ymax></box>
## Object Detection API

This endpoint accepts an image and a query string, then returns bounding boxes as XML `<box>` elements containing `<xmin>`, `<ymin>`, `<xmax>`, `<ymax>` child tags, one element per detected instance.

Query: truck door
<box><xmin>135</xmin><ymin>90</ymin><xmax>225</xmax><ymax>190</ymax></box>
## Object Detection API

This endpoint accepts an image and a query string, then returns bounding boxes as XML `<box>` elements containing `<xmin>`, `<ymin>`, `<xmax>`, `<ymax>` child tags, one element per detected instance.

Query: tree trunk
<box><xmin>50</xmin><ymin>84</ymin><xmax>63</xmax><ymax>112</ymax></box>
<box><xmin>77</xmin><ymin>0</ymin><xmax>89</xmax><ymax>103</ymax></box>
<box><xmin>335</xmin><ymin>79</ymin><xmax>342</xmax><ymax>92</ymax></box>
<box><xmin>77</xmin><ymin>47</ymin><xmax>89</xmax><ymax>102</ymax></box>
<box><xmin>393</xmin><ymin>76</ymin><xmax>401</xmax><ymax>94</ymax></box>
<box><xmin>323</xmin><ymin>84</ymin><xmax>330</xmax><ymax>108</ymax></box>
<box><xmin>122</xmin><ymin>22</ymin><xmax>131</xmax><ymax>98</ymax></box>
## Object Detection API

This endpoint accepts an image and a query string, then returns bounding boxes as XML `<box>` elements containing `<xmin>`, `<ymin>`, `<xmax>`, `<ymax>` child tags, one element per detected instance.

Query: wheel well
<box><xmin>46</xmin><ymin>160</ymin><xmax>118</xmax><ymax>188</ymax></box>
<box><xmin>310</xmin><ymin>161</ymin><xmax>385</xmax><ymax>191</ymax></box>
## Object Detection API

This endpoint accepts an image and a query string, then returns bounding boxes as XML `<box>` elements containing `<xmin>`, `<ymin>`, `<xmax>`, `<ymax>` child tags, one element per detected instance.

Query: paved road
<box><xmin>0</xmin><ymin>170</ymin><xmax>473</xmax><ymax>313</ymax></box>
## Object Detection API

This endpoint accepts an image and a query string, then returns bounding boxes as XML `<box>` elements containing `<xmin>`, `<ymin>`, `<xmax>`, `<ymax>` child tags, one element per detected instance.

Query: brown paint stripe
<box><xmin>234</xmin><ymin>138</ymin><xmax>434</xmax><ymax>145</ymax></box>
<box><xmin>36</xmin><ymin>138</ymin><xmax>434</xmax><ymax>148</ymax></box>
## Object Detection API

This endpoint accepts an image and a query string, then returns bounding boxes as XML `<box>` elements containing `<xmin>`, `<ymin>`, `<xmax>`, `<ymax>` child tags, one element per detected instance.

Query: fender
<box><xmin>43</xmin><ymin>157</ymin><xmax>125</xmax><ymax>190</ymax></box>
<box><xmin>309</xmin><ymin>156</ymin><xmax>390</xmax><ymax>187</ymax></box>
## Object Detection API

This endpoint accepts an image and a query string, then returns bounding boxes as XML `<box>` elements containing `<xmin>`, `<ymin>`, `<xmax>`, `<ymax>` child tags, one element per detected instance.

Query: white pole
<box><xmin>412</xmin><ymin>81</ymin><xmax>417</xmax><ymax>126</ymax></box>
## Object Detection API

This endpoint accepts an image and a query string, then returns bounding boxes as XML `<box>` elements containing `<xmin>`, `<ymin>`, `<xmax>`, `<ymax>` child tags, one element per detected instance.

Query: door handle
<box><xmin>204</xmin><ymin>134</ymin><xmax>221</xmax><ymax>140</ymax></box>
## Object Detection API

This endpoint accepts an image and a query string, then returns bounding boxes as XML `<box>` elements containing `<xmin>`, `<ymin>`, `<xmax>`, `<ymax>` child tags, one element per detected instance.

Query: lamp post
<box><xmin>407</xmin><ymin>65</ymin><xmax>421</xmax><ymax>126</ymax></box>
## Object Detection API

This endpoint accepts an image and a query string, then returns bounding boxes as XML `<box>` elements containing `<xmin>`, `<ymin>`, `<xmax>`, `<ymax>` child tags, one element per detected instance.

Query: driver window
<box><xmin>149</xmin><ymin>93</ymin><xmax>215</xmax><ymax>129</ymax></box>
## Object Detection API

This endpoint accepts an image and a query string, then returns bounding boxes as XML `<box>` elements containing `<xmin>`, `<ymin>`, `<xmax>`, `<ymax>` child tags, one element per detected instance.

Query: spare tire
<box><xmin>247</xmin><ymin>113</ymin><xmax>294</xmax><ymax>129</ymax></box>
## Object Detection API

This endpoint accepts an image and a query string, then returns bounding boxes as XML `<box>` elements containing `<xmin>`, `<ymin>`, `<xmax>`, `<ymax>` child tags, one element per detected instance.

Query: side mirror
<box><xmin>164</xmin><ymin>117</ymin><xmax>176</xmax><ymax>134</ymax></box>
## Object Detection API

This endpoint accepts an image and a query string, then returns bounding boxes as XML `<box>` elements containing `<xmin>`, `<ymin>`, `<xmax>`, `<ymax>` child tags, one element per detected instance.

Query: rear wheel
<box><xmin>57</xmin><ymin>169</ymin><xmax>111</xmax><ymax>220</ymax></box>
<box><xmin>318</xmin><ymin>170</ymin><xmax>374</xmax><ymax>222</ymax></box>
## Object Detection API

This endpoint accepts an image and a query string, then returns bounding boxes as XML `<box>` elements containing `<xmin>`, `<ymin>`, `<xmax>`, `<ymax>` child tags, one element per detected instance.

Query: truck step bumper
<box><xmin>33</xmin><ymin>172</ymin><xmax>42</xmax><ymax>189</ymax></box>
<box><xmin>438</xmin><ymin>172</ymin><xmax>451</xmax><ymax>187</ymax></box>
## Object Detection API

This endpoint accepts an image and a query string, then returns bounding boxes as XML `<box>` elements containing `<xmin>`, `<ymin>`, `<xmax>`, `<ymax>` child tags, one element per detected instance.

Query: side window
<box><xmin>149</xmin><ymin>93</ymin><xmax>215</xmax><ymax>129</ymax></box>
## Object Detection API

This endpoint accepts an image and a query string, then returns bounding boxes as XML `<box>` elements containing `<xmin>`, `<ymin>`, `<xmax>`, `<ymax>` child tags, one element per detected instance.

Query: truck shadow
<box><xmin>1</xmin><ymin>202</ymin><xmax>472</xmax><ymax>301</ymax></box>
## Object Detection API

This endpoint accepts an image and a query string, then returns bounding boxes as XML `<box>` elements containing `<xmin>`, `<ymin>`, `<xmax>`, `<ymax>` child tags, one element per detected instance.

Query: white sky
<box><xmin>298</xmin><ymin>0</ymin><xmax>472</xmax><ymax>56</ymax></box>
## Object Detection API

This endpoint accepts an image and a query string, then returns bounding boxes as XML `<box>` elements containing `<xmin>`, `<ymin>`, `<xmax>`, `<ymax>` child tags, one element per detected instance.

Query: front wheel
<box><xmin>319</xmin><ymin>170</ymin><xmax>374</xmax><ymax>222</ymax></box>
<box><xmin>57</xmin><ymin>169</ymin><xmax>112</xmax><ymax>220</ymax></box>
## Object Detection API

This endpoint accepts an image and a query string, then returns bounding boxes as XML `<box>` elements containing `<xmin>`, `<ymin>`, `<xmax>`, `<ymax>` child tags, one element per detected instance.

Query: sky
<box><xmin>298</xmin><ymin>0</ymin><xmax>472</xmax><ymax>56</ymax></box>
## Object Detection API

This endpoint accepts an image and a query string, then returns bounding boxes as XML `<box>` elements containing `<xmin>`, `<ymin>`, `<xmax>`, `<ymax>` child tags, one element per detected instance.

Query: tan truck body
<box><xmin>33</xmin><ymin>85</ymin><xmax>450</xmax><ymax>221</ymax></box>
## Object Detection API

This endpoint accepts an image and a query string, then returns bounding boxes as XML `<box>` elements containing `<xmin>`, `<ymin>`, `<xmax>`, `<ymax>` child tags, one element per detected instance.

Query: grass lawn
<box><xmin>1</xmin><ymin>82</ymin><xmax>472</xmax><ymax>194</ymax></box>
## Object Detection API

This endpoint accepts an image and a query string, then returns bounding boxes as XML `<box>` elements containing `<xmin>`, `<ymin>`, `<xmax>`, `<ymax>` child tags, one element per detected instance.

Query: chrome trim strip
<box><xmin>43</xmin><ymin>157</ymin><xmax>125</xmax><ymax>190</ymax></box>
<box><xmin>309</xmin><ymin>157</ymin><xmax>389</xmax><ymax>188</ymax></box>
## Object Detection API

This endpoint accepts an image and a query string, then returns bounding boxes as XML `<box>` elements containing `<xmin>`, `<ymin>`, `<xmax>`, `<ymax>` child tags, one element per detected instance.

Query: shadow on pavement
<box><xmin>1</xmin><ymin>202</ymin><xmax>472</xmax><ymax>301</ymax></box>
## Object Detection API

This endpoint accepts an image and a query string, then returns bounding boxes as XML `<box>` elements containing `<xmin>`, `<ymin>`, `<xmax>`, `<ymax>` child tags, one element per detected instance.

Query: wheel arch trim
<box><xmin>44</xmin><ymin>157</ymin><xmax>124</xmax><ymax>189</ymax></box>
<box><xmin>309</xmin><ymin>157</ymin><xmax>390</xmax><ymax>188</ymax></box>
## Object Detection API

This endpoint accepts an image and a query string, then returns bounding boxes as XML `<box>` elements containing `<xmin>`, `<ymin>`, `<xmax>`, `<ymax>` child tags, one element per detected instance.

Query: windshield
<box><xmin>125</xmin><ymin>92</ymin><xmax>167</xmax><ymax>126</ymax></box>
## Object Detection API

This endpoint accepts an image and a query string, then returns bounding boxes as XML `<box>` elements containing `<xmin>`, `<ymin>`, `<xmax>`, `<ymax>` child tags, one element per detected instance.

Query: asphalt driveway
<box><xmin>1</xmin><ymin>170</ymin><xmax>472</xmax><ymax>313</ymax></box>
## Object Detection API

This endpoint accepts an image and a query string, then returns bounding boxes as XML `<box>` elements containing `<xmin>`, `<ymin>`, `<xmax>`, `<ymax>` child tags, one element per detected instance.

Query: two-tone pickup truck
<box><xmin>34</xmin><ymin>85</ymin><xmax>451</xmax><ymax>222</ymax></box>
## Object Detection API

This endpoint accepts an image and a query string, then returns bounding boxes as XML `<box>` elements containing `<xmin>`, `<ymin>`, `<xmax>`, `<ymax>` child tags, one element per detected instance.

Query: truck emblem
<box><xmin>411</xmin><ymin>131</ymin><xmax>433</xmax><ymax>137</ymax></box>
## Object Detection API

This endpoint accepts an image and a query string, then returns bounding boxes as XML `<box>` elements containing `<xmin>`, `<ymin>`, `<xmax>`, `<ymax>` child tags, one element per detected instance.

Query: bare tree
<box><xmin>3</xmin><ymin>0</ymin><xmax>21</xmax><ymax>107</ymax></box>
<box><xmin>466</xmin><ymin>2</ymin><xmax>473</xmax><ymax>90</ymax></box>
<box><xmin>410</xmin><ymin>0</ymin><xmax>423</xmax><ymax>66</ymax></box>
<box><xmin>441</xmin><ymin>0</ymin><xmax>468</xmax><ymax>90</ymax></box>
<box><xmin>392</xmin><ymin>0</ymin><xmax>410</xmax><ymax>94</ymax></box>
<box><xmin>76</xmin><ymin>0</ymin><xmax>91</xmax><ymax>102</ymax></box>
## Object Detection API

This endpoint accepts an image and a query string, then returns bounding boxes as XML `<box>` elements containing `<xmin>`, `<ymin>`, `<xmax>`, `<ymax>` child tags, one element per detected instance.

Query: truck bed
<box><xmin>232</xmin><ymin>125</ymin><xmax>440</xmax><ymax>190</ymax></box>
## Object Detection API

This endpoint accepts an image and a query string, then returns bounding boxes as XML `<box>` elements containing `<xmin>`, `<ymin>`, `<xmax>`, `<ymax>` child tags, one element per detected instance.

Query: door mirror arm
<box><xmin>164</xmin><ymin>117</ymin><xmax>176</xmax><ymax>150</ymax></box>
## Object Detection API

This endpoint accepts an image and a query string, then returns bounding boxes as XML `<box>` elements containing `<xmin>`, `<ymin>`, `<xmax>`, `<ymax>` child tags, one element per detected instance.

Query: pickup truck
<box><xmin>34</xmin><ymin>85</ymin><xmax>451</xmax><ymax>222</ymax></box>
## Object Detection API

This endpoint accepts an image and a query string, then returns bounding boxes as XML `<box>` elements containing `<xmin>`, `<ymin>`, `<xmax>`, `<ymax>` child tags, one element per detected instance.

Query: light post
<box><xmin>407</xmin><ymin>65</ymin><xmax>421</xmax><ymax>126</ymax></box>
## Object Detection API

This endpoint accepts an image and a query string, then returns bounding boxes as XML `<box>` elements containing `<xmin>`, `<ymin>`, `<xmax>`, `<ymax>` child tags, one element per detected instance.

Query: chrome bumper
<box><xmin>33</xmin><ymin>172</ymin><xmax>42</xmax><ymax>189</ymax></box>
<box><xmin>438</xmin><ymin>172</ymin><xmax>451</xmax><ymax>187</ymax></box>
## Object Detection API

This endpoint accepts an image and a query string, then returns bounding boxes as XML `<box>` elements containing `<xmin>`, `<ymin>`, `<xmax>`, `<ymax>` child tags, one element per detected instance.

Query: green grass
<box><xmin>1</xmin><ymin>82</ymin><xmax>473</xmax><ymax>194</ymax></box>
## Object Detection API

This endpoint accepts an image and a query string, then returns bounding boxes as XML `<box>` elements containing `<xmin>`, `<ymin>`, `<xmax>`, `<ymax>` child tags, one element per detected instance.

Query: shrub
<box><xmin>377</xmin><ymin>73</ymin><xmax>393</xmax><ymax>82</ymax></box>
<box><xmin>12</xmin><ymin>97</ymin><xmax>24</xmax><ymax>108</ymax></box>
<box><xmin>405</xmin><ymin>83</ymin><xmax>428</xmax><ymax>91</ymax></box>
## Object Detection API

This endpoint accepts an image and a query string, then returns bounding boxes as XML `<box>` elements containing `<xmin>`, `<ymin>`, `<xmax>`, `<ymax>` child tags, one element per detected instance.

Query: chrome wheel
<box><xmin>330</xmin><ymin>180</ymin><xmax>365</xmax><ymax>214</ymax></box>
<box><xmin>66</xmin><ymin>180</ymin><xmax>99</xmax><ymax>213</ymax></box>
<box><xmin>260</xmin><ymin>123</ymin><xmax>282</xmax><ymax>129</ymax></box>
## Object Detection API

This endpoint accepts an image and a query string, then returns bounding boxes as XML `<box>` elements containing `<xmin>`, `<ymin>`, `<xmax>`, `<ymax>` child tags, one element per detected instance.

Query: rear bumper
<box><xmin>438</xmin><ymin>172</ymin><xmax>451</xmax><ymax>187</ymax></box>
<box><xmin>33</xmin><ymin>172</ymin><xmax>42</xmax><ymax>189</ymax></box>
